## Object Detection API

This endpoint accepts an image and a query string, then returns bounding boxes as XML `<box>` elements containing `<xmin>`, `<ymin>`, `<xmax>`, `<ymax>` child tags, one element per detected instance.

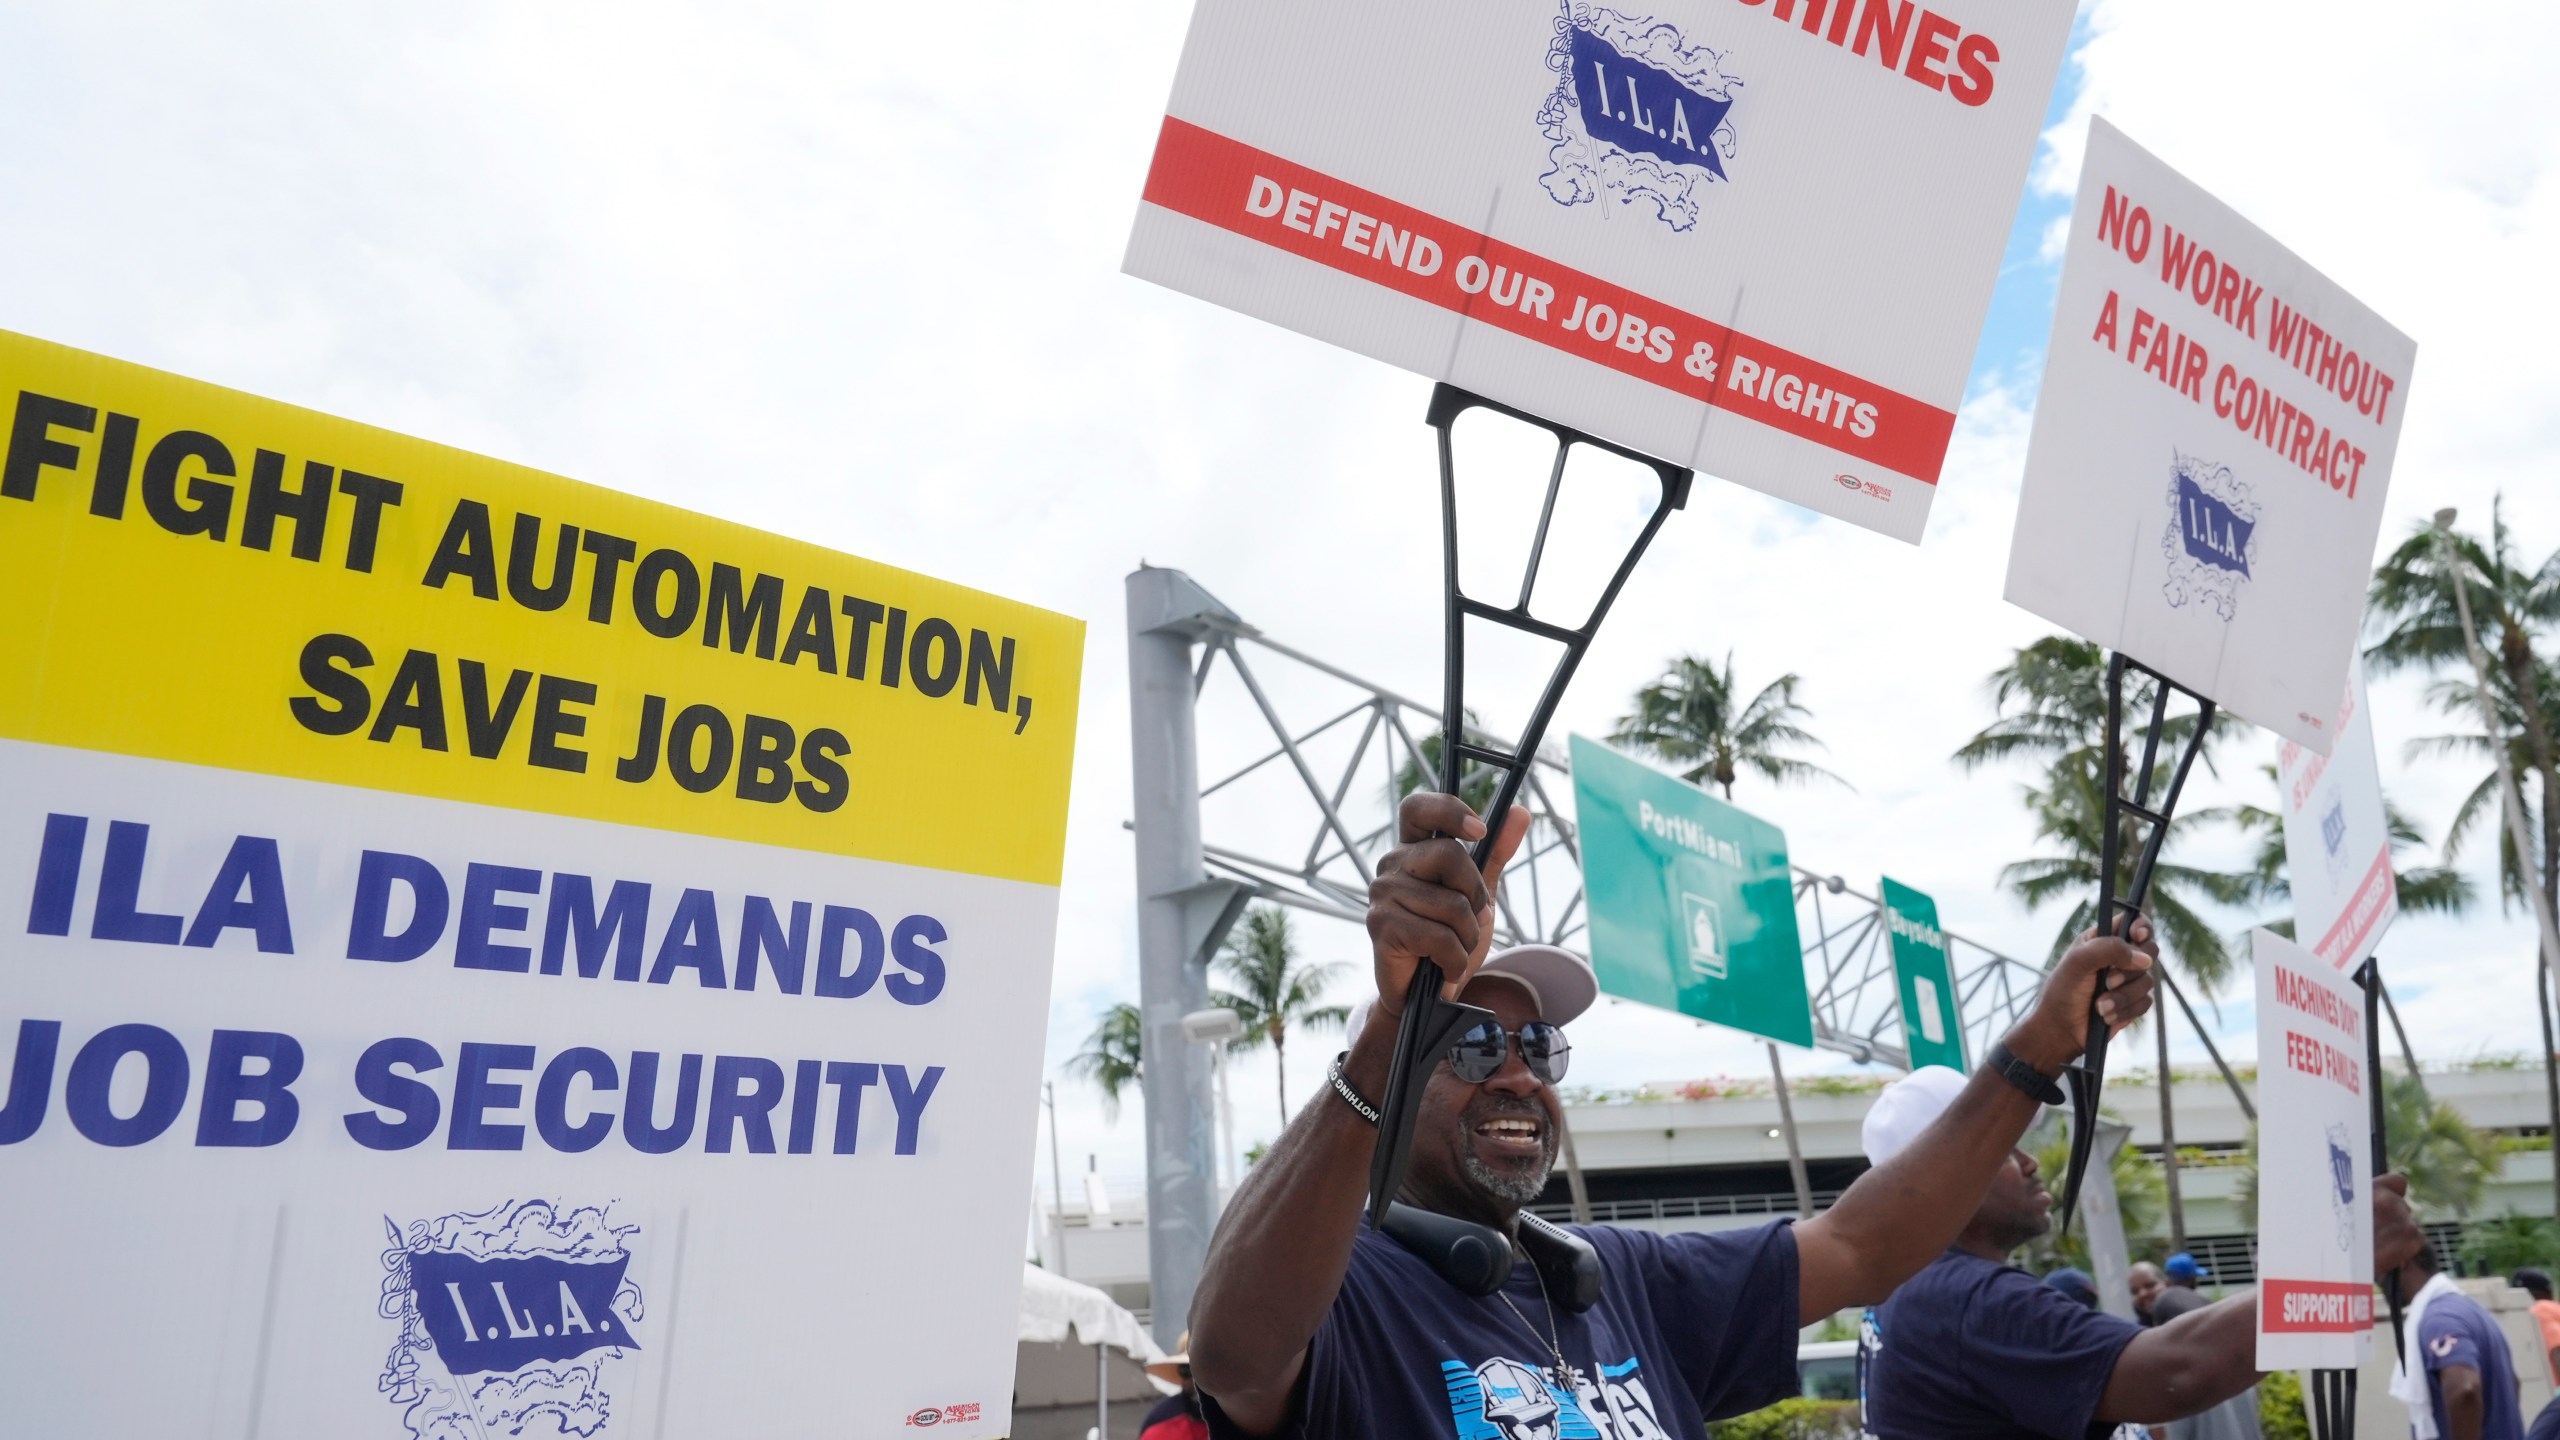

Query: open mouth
<box><xmin>1472</xmin><ymin>1115</ymin><xmax>1546</xmax><ymax>1157</ymax></box>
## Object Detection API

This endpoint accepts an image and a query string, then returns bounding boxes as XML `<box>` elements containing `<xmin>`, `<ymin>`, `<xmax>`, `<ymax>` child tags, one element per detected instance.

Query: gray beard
<box><xmin>1462</xmin><ymin>1146</ymin><xmax>1556</xmax><ymax>1205</ymax></box>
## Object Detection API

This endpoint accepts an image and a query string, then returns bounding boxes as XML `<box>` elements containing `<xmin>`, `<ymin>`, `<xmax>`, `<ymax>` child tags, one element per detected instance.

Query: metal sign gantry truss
<box><xmin>1157</xmin><ymin>565</ymin><xmax>2048</xmax><ymax>1070</ymax></box>
<box><xmin>1126</xmin><ymin>564</ymin><xmax>2048</xmax><ymax>1344</ymax></box>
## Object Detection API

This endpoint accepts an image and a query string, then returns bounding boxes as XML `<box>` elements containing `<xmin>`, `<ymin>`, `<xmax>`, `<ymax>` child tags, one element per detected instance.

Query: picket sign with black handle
<box><xmin>1365</xmin><ymin>385</ymin><xmax>1690</xmax><ymax>1230</ymax></box>
<box><xmin>2055</xmin><ymin>654</ymin><xmax>2216</xmax><ymax>1236</ymax></box>
<box><xmin>2301</xmin><ymin>954</ymin><xmax>2410</xmax><ymax>1440</ymax></box>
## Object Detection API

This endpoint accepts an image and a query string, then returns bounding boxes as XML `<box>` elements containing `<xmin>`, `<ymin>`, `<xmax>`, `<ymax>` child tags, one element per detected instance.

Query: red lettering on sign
<box><xmin>1138</xmin><ymin>118</ymin><xmax>1958</xmax><ymax>481</ymax></box>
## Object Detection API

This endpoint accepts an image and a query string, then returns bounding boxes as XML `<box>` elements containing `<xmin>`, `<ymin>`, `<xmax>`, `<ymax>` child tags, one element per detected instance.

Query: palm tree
<box><xmin>2026</xmin><ymin>1114</ymin><xmax>2169</xmax><ymax>1271</ymax></box>
<box><xmin>1997</xmin><ymin>764</ymin><xmax>2256</xmax><ymax>981</ymax></box>
<box><xmin>2409</xmin><ymin>664</ymin><xmax>2560</xmax><ymax>911</ymax></box>
<box><xmin>2367</xmin><ymin>501</ymin><xmax>2560</xmax><ymax>905</ymax></box>
<box><xmin>1064</xmin><ymin>1002</ymin><xmax>1143</xmax><ymax>1121</ymax></box>
<box><xmin>2381</xmin><ymin>1069</ymin><xmax>2501</xmax><ymax>1219</ymax></box>
<box><xmin>1952</xmin><ymin>635</ymin><xmax>2222</xmax><ymax>782</ymax></box>
<box><xmin>1957</xmin><ymin>634</ymin><xmax>2249</xmax><ymax>1249</ymax></box>
<box><xmin>1214</xmin><ymin>906</ymin><xmax>1351</xmax><ymax>1126</ymax></box>
<box><xmin>2374</xmin><ymin>505</ymin><xmax>2560</xmax><ymax>1218</ymax></box>
<box><xmin>1610</xmin><ymin>652</ymin><xmax>1849</xmax><ymax>799</ymax></box>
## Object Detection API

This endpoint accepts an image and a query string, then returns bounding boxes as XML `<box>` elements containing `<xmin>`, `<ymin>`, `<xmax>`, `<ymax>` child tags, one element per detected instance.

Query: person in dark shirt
<box><xmin>2137</xmin><ymin>1258</ymin><xmax>2258</xmax><ymax>1440</ymax></box>
<box><xmin>2129</xmin><ymin>1262</ymin><xmax>2166</xmax><ymax>1323</ymax></box>
<box><xmin>2045</xmin><ymin>1267</ymin><xmax>2100</xmax><ymax>1310</ymax></box>
<box><xmin>1860</xmin><ymin>1068</ymin><xmax>2418</xmax><ymax>1440</ymax></box>
<box><xmin>2149</xmin><ymin>1253</ymin><xmax>2214</xmax><ymax>1323</ymax></box>
<box><xmin>2388</xmin><ymin>1243</ymin><xmax>2524</xmax><ymax>1440</ymax></box>
<box><xmin>1187</xmin><ymin>793</ymin><xmax>2169</xmax><ymax>1440</ymax></box>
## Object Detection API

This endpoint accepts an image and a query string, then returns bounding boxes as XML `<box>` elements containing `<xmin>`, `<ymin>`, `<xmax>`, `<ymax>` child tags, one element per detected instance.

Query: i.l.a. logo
<box><xmin>1535</xmin><ymin>4</ymin><xmax>1742</xmax><ymax>233</ymax></box>
<box><xmin>378</xmin><ymin>1199</ymin><xmax>645</xmax><ymax>1440</ymax></box>
<box><xmin>2160</xmin><ymin>454</ymin><xmax>2260</xmax><ymax>622</ymax></box>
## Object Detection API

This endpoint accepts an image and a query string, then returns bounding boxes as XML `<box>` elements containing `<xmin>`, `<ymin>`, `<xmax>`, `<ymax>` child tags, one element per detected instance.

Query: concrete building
<box><xmin>1038</xmin><ymin>1061</ymin><xmax>2560</xmax><ymax>1320</ymax></box>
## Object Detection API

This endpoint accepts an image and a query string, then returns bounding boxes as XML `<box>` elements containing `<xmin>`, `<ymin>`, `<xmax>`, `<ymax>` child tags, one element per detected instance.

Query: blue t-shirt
<box><xmin>2419</xmin><ymin>1291</ymin><xmax>2525</xmax><ymax>1440</ymax></box>
<box><xmin>1203</xmin><ymin>1220</ymin><xmax>1800</xmax><ymax>1440</ymax></box>
<box><xmin>1866</xmin><ymin>1249</ymin><xmax>2145</xmax><ymax>1440</ymax></box>
<box><xmin>2525</xmin><ymin>1389</ymin><xmax>2560</xmax><ymax>1440</ymax></box>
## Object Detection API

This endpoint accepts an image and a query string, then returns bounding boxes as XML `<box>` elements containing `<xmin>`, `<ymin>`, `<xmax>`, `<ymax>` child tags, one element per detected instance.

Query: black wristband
<box><xmin>1329</xmin><ymin>1052</ymin><xmax>1381</xmax><ymax>1126</ymax></box>
<box><xmin>1987</xmin><ymin>1040</ymin><xmax>2066</xmax><ymax>1106</ymax></box>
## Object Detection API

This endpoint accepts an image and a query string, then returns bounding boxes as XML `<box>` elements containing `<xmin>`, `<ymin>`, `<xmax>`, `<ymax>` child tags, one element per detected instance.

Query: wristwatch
<box><xmin>1987</xmin><ymin>1040</ymin><xmax>2066</xmax><ymax>1106</ymax></box>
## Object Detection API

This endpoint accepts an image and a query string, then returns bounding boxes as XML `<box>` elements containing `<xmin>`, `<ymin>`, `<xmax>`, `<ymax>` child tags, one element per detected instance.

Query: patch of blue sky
<box><xmin>1959</xmin><ymin>4</ymin><xmax>2099</xmax><ymax>410</ymax></box>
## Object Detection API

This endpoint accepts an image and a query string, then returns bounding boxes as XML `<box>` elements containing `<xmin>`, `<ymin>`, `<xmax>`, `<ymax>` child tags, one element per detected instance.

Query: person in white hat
<box><xmin>1859</xmin><ymin>1065</ymin><xmax>2422</xmax><ymax>1439</ymax></box>
<box><xmin>1185</xmin><ymin>792</ymin><xmax>2169</xmax><ymax>1440</ymax></box>
<box><xmin>1141</xmin><ymin>1332</ymin><xmax>1207</xmax><ymax>1440</ymax></box>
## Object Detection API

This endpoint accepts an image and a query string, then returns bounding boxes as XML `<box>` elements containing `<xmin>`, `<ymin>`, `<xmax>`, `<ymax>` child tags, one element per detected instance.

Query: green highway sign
<box><xmin>1569</xmin><ymin>735</ymin><xmax>1812</xmax><ymax>1048</ymax></box>
<box><xmin>1880</xmin><ymin>877</ymin><xmax>1966</xmax><ymax>1070</ymax></box>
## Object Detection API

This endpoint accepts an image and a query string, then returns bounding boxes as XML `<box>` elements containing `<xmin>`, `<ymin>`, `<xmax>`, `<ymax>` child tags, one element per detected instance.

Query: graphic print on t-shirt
<box><xmin>1442</xmin><ymin>1354</ymin><xmax>1671</xmax><ymax>1440</ymax></box>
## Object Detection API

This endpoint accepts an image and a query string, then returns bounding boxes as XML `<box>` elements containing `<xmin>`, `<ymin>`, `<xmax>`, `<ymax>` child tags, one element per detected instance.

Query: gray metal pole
<box><xmin>1767</xmin><ymin>1043</ymin><xmax>1815</xmax><ymax>1220</ymax></box>
<box><xmin>1046</xmin><ymin>1081</ymin><xmax>1066</xmax><ymax>1266</ymax></box>
<box><xmin>1097</xmin><ymin>1342</ymin><xmax>1108</xmax><ymax>1440</ymax></box>
<box><xmin>2541</xmin><ymin>955</ymin><xmax>2560</xmax><ymax>1224</ymax></box>
<box><xmin>2080</xmin><ymin>1119</ymin><xmax>2139</xmax><ymax>1321</ymax></box>
<box><xmin>1127</xmin><ymin>566</ymin><xmax>1238</xmax><ymax>1349</ymax></box>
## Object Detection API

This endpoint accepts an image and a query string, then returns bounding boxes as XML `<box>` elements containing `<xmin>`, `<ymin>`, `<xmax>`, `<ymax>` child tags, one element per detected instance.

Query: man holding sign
<box><xmin>1860</xmin><ymin>1061</ymin><xmax>2420</xmax><ymax>1439</ymax></box>
<box><xmin>1187</xmin><ymin>793</ymin><xmax>2169</xmax><ymax>1440</ymax></box>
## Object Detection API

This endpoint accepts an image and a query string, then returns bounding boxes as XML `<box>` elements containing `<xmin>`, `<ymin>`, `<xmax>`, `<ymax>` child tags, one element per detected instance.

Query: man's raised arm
<box><xmin>1185</xmin><ymin>794</ymin><xmax>1527</xmax><ymax>1436</ymax></box>
<box><xmin>1793</xmin><ymin>924</ymin><xmax>2158</xmax><ymax>1319</ymax></box>
<box><xmin>2091</xmin><ymin>1174</ymin><xmax>2418</xmax><ymax>1423</ymax></box>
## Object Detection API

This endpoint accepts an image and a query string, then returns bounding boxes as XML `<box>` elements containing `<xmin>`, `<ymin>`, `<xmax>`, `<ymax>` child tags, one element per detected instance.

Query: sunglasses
<box><xmin>1446</xmin><ymin>1020</ymin><xmax>1571</xmax><ymax>1085</ymax></box>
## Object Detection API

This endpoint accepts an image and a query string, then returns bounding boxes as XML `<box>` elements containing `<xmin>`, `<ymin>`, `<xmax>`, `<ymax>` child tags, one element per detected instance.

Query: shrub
<box><xmin>1707</xmin><ymin>1398</ymin><xmax>1861</xmax><ymax>1439</ymax></box>
<box><xmin>2461</xmin><ymin>1212</ymin><xmax>2560</xmax><ymax>1277</ymax></box>
<box><xmin>2259</xmin><ymin>1370</ymin><xmax>2310</xmax><ymax>1440</ymax></box>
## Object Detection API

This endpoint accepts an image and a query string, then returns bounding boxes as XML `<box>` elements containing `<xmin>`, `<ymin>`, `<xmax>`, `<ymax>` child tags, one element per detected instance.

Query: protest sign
<box><xmin>0</xmin><ymin>329</ymin><xmax>1083</xmax><ymax>1439</ymax></box>
<box><xmin>1571</xmin><ymin>735</ymin><xmax>1811</xmax><ymax>1047</ymax></box>
<box><xmin>2252</xmin><ymin>928</ymin><xmax>2376</xmax><ymax>1371</ymax></box>
<box><xmin>1880</xmin><ymin>877</ymin><xmax>1966</xmax><ymax>1070</ymax></box>
<box><xmin>1125</xmin><ymin>0</ymin><xmax>2073</xmax><ymax>543</ymax></box>
<box><xmin>2279</xmin><ymin>655</ymin><xmax>2399</xmax><ymax>969</ymax></box>
<box><xmin>2005</xmin><ymin>118</ymin><xmax>2415</xmax><ymax>752</ymax></box>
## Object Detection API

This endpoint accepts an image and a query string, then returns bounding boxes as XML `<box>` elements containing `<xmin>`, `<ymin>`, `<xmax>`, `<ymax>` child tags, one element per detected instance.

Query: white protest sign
<box><xmin>2253</xmin><ymin>928</ymin><xmax>2376</xmax><ymax>1371</ymax></box>
<box><xmin>0</xmin><ymin>331</ymin><xmax>1084</xmax><ymax>1439</ymax></box>
<box><xmin>1125</xmin><ymin>0</ymin><xmax>2073</xmax><ymax>543</ymax></box>
<box><xmin>2280</xmin><ymin>655</ymin><xmax>2399</xmax><ymax>968</ymax></box>
<box><xmin>2005</xmin><ymin>118</ymin><xmax>2415</xmax><ymax>753</ymax></box>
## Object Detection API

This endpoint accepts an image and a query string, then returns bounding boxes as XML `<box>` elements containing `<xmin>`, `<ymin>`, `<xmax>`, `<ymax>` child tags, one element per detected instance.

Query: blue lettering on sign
<box><xmin>1567</xmin><ymin>26</ymin><xmax>1729</xmax><ymax>179</ymax></box>
<box><xmin>2321</xmin><ymin>799</ymin><xmax>2348</xmax><ymax>857</ymax></box>
<box><xmin>2328</xmin><ymin>1139</ymin><xmax>2355</xmax><ymax>1207</ymax></box>
<box><xmin>2175</xmin><ymin>474</ymin><xmax>2254</xmax><ymax>576</ymax></box>
<box><xmin>408</xmin><ymin>1249</ymin><xmax>637</xmax><ymax>1375</ymax></box>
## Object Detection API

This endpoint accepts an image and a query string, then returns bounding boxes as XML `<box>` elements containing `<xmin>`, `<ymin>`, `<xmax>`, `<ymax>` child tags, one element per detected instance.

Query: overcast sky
<box><xmin>6</xmin><ymin>1</ymin><xmax>2558</xmax><ymax>1206</ymax></box>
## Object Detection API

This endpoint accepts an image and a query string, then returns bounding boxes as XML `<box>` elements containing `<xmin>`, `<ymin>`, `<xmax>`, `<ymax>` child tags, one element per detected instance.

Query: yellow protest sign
<box><xmin>0</xmin><ymin>329</ymin><xmax>1082</xmax><ymax>885</ymax></box>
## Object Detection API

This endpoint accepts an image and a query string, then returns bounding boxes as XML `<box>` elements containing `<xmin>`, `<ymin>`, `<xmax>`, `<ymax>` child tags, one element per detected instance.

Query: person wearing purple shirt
<box><xmin>2389</xmin><ymin>1243</ymin><xmax>2524</xmax><ymax>1440</ymax></box>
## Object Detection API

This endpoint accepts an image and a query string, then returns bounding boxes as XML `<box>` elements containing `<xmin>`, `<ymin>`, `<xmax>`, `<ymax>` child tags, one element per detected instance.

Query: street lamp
<box><xmin>1182</xmin><ymin>1007</ymin><xmax>1246</xmax><ymax>1199</ymax></box>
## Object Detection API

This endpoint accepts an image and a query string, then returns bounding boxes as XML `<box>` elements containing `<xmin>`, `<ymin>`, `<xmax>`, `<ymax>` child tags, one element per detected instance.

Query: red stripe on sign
<box><xmin>1139</xmin><ymin>116</ymin><xmax>1957</xmax><ymax>482</ymax></box>
<box><xmin>2313</xmin><ymin>849</ymin><xmax>2397</xmax><ymax>969</ymax></box>
<box><xmin>2262</xmin><ymin>1280</ymin><xmax>2375</xmax><ymax>1333</ymax></box>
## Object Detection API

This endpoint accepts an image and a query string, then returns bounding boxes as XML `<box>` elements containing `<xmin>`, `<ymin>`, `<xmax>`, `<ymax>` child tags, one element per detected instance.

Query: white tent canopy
<box><xmin>1018</xmin><ymin>1263</ymin><xmax>1164</xmax><ymax>1357</ymax></box>
<box><xmin>1014</xmin><ymin>1264</ymin><xmax>1178</xmax><ymax>1418</ymax></box>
